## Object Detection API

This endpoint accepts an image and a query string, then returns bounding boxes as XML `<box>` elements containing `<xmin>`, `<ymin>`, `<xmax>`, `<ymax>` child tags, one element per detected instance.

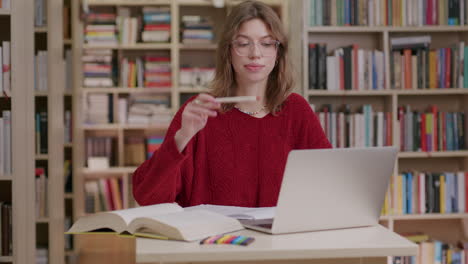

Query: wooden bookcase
<box><xmin>301</xmin><ymin>0</ymin><xmax>468</xmax><ymax>258</ymax></box>
<box><xmin>71</xmin><ymin>0</ymin><xmax>288</xmax><ymax>256</ymax></box>
<box><xmin>0</xmin><ymin>0</ymin><xmax>35</xmax><ymax>264</ymax></box>
<box><xmin>33</xmin><ymin>0</ymin><xmax>67</xmax><ymax>263</ymax></box>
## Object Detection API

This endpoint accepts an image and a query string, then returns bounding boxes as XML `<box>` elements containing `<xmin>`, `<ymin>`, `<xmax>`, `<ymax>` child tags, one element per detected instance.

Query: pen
<box><xmin>214</xmin><ymin>96</ymin><xmax>258</xmax><ymax>103</ymax></box>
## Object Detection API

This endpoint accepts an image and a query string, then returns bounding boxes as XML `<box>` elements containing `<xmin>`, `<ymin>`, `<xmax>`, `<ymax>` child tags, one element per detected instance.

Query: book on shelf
<box><xmin>85</xmin><ymin>136</ymin><xmax>116</xmax><ymax>167</ymax></box>
<box><xmin>34</xmin><ymin>51</ymin><xmax>48</xmax><ymax>92</ymax></box>
<box><xmin>35</xmin><ymin>168</ymin><xmax>48</xmax><ymax>218</ymax></box>
<box><xmin>0</xmin><ymin>201</ymin><xmax>12</xmax><ymax>256</ymax></box>
<box><xmin>1</xmin><ymin>42</ymin><xmax>10</xmax><ymax>96</ymax></box>
<box><xmin>34</xmin><ymin>0</ymin><xmax>46</xmax><ymax>27</ymax></box>
<box><xmin>312</xmin><ymin>104</ymin><xmax>392</xmax><ymax>148</ymax></box>
<box><xmin>0</xmin><ymin>0</ymin><xmax>10</xmax><ymax>10</ymax></box>
<box><xmin>84</xmin><ymin>178</ymin><xmax>123</xmax><ymax>213</ymax></box>
<box><xmin>308</xmin><ymin>43</ymin><xmax>385</xmax><ymax>90</ymax></box>
<box><xmin>392</xmin><ymin>171</ymin><xmax>467</xmax><ymax>215</ymax></box>
<box><xmin>309</xmin><ymin>0</ymin><xmax>467</xmax><ymax>26</ymax></box>
<box><xmin>0</xmin><ymin>110</ymin><xmax>11</xmax><ymax>175</ymax></box>
<box><xmin>85</xmin><ymin>12</ymin><xmax>118</xmax><ymax>45</ymax></box>
<box><xmin>35</xmin><ymin>112</ymin><xmax>48</xmax><ymax>154</ymax></box>
<box><xmin>398</xmin><ymin>105</ymin><xmax>465</xmax><ymax>152</ymax></box>
<box><xmin>83</xmin><ymin>49</ymin><xmax>114</xmax><ymax>88</ymax></box>
<box><xmin>67</xmin><ymin>203</ymin><xmax>244</xmax><ymax>241</ymax></box>
<box><xmin>141</xmin><ymin>7</ymin><xmax>171</xmax><ymax>43</ymax></box>
<box><xmin>181</xmin><ymin>15</ymin><xmax>214</xmax><ymax>44</ymax></box>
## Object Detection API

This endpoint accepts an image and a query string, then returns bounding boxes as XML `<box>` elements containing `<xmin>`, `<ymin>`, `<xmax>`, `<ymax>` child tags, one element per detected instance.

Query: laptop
<box><xmin>241</xmin><ymin>146</ymin><xmax>398</xmax><ymax>234</ymax></box>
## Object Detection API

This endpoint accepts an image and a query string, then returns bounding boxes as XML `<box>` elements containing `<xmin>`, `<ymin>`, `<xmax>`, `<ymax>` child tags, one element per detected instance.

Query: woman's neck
<box><xmin>235</xmin><ymin>78</ymin><xmax>267</xmax><ymax>110</ymax></box>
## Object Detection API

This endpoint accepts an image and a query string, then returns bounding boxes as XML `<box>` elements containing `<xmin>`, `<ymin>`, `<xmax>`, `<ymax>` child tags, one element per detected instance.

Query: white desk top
<box><xmin>137</xmin><ymin>225</ymin><xmax>418</xmax><ymax>263</ymax></box>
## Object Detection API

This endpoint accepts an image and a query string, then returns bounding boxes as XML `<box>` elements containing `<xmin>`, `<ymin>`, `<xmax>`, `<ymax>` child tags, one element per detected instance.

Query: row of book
<box><xmin>0</xmin><ymin>111</ymin><xmax>11</xmax><ymax>176</ymax></box>
<box><xmin>83</xmin><ymin>49</ymin><xmax>114</xmax><ymax>88</ymax></box>
<box><xmin>124</xmin><ymin>135</ymin><xmax>164</xmax><ymax>166</ymax></box>
<box><xmin>120</xmin><ymin>55</ymin><xmax>171</xmax><ymax>88</ymax></box>
<box><xmin>85</xmin><ymin>94</ymin><xmax>114</xmax><ymax>124</ymax></box>
<box><xmin>390</xmin><ymin>171</ymin><xmax>467</xmax><ymax>215</ymax></box>
<box><xmin>84</xmin><ymin>177</ymin><xmax>123</xmax><ymax>213</ymax></box>
<box><xmin>311</xmin><ymin>104</ymin><xmax>393</xmax><ymax>148</ymax></box>
<box><xmin>36</xmin><ymin>248</ymin><xmax>47</xmax><ymax>264</ymax></box>
<box><xmin>35</xmin><ymin>112</ymin><xmax>47</xmax><ymax>155</ymax></box>
<box><xmin>0</xmin><ymin>41</ymin><xmax>10</xmax><ymax>96</ymax></box>
<box><xmin>85</xmin><ymin>12</ymin><xmax>118</xmax><ymax>45</ymax></box>
<box><xmin>309</xmin><ymin>0</ymin><xmax>468</xmax><ymax>27</ymax></box>
<box><xmin>398</xmin><ymin>106</ymin><xmax>466</xmax><ymax>152</ymax></box>
<box><xmin>118</xmin><ymin>94</ymin><xmax>172</xmax><ymax>125</ymax></box>
<box><xmin>390</xmin><ymin>41</ymin><xmax>468</xmax><ymax>90</ymax></box>
<box><xmin>141</xmin><ymin>7</ymin><xmax>171</xmax><ymax>43</ymax></box>
<box><xmin>308</xmin><ymin>44</ymin><xmax>385</xmax><ymax>90</ymax></box>
<box><xmin>394</xmin><ymin>234</ymin><xmax>467</xmax><ymax>264</ymax></box>
<box><xmin>64</xmin><ymin>110</ymin><xmax>72</xmax><ymax>144</ymax></box>
<box><xmin>0</xmin><ymin>201</ymin><xmax>12</xmax><ymax>256</ymax></box>
<box><xmin>85</xmin><ymin>137</ymin><xmax>116</xmax><ymax>167</ymax></box>
<box><xmin>35</xmin><ymin>168</ymin><xmax>48</xmax><ymax>218</ymax></box>
<box><xmin>181</xmin><ymin>15</ymin><xmax>214</xmax><ymax>44</ymax></box>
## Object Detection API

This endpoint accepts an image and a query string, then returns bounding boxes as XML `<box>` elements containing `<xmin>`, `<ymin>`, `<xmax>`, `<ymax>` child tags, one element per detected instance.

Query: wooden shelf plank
<box><xmin>34</xmin><ymin>26</ymin><xmax>47</xmax><ymax>33</ymax></box>
<box><xmin>306</xmin><ymin>90</ymin><xmax>393</xmax><ymax>96</ymax></box>
<box><xmin>35</xmin><ymin>154</ymin><xmax>49</xmax><ymax>160</ymax></box>
<box><xmin>87</xmin><ymin>0</ymin><xmax>171</xmax><ymax>5</ymax></box>
<box><xmin>179</xmin><ymin>87</ymin><xmax>211</xmax><ymax>93</ymax></box>
<box><xmin>35</xmin><ymin>91</ymin><xmax>48</xmax><ymax>97</ymax></box>
<box><xmin>398</xmin><ymin>151</ymin><xmax>468</xmax><ymax>158</ymax></box>
<box><xmin>0</xmin><ymin>8</ymin><xmax>10</xmax><ymax>15</ymax></box>
<box><xmin>81</xmin><ymin>87</ymin><xmax>172</xmax><ymax>94</ymax></box>
<box><xmin>179</xmin><ymin>43</ymin><xmax>217</xmax><ymax>50</ymax></box>
<box><xmin>83</xmin><ymin>43</ymin><xmax>172</xmax><ymax>50</ymax></box>
<box><xmin>308</xmin><ymin>26</ymin><xmax>468</xmax><ymax>33</ymax></box>
<box><xmin>64</xmin><ymin>143</ymin><xmax>73</xmax><ymax>148</ymax></box>
<box><xmin>64</xmin><ymin>193</ymin><xmax>74</xmax><ymax>199</ymax></box>
<box><xmin>390</xmin><ymin>213</ymin><xmax>468</xmax><ymax>220</ymax></box>
<box><xmin>0</xmin><ymin>174</ymin><xmax>12</xmax><ymax>180</ymax></box>
<box><xmin>63</xmin><ymin>39</ymin><xmax>72</xmax><ymax>45</ymax></box>
<box><xmin>36</xmin><ymin>218</ymin><xmax>50</xmax><ymax>223</ymax></box>
<box><xmin>0</xmin><ymin>256</ymin><xmax>13</xmax><ymax>262</ymax></box>
<box><xmin>306</xmin><ymin>89</ymin><xmax>468</xmax><ymax>96</ymax></box>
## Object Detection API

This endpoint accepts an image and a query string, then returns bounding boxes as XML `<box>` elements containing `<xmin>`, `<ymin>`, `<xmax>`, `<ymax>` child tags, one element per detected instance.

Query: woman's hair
<box><xmin>210</xmin><ymin>0</ymin><xmax>294</xmax><ymax>115</ymax></box>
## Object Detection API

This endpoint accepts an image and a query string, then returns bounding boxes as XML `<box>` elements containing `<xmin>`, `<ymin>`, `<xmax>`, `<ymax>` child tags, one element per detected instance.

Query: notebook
<box><xmin>241</xmin><ymin>146</ymin><xmax>398</xmax><ymax>234</ymax></box>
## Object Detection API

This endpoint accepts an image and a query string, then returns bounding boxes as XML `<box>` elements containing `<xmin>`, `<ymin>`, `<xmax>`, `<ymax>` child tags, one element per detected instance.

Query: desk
<box><xmin>137</xmin><ymin>225</ymin><xmax>418</xmax><ymax>264</ymax></box>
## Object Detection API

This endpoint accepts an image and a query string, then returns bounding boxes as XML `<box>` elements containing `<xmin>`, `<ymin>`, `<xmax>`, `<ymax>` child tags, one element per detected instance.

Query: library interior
<box><xmin>1</xmin><ymin>0</ymin><xmax>468</xmax><ymax>263</ymax></box>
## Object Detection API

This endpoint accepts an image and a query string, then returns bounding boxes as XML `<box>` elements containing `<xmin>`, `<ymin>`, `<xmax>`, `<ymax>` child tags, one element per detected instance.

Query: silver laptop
<box><xmin>241</xmin><ymin>146</ymin><xmax>398</xmax><ymax>234</ymax></box>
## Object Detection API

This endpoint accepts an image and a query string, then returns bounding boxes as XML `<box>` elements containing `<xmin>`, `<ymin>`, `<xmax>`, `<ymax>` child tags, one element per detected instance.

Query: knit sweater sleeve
<box><xmin>132</xmin><ymin>99</ymin><xmax>194</xmax><ymax>206</ymax></box>
<box><xmin>290</xmin><ymin>94</ymin><xmax>332</xmax><ymax>149</ymax></box>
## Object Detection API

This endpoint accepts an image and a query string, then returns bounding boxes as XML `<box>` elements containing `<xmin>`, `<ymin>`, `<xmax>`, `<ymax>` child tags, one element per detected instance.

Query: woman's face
<box><xmin>230</xmin><ymin>18</ymin><xmax>278</xmax><ymax>85</ymax></box>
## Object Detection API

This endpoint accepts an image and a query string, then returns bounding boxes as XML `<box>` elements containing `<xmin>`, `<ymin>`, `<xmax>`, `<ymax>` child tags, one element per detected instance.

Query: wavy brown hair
<box><xmin>210</xmin><ymin>0</ymin><xmax>294</xmax><ymax>115</ymax></box>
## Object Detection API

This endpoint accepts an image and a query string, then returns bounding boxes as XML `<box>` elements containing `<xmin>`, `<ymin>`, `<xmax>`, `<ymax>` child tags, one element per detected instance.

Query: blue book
<box><xmin>402</xmin><ymin>173</ymin><xmax>407</xmax><ymax>214</ymax></box>
<box><xmin>434</xmin><ymin>241</ymin><xmax>443</xmax><ymax>264</ymax></box>
<box><xmin>464</xmin><ymin>47</ymin><xmax>468</xmax><ymax>88</ymax></box>
<box><xmin>453</xmin><ymin>172</ymin><xmax>458</xmax><ymax>212</ymax></box>
<box><xmin>445</xmin><ymin>173</ymin><xmax>452</xmax><ymax>213</ymax></box>
<box><xmin>407</xmin><ymin>172</ymin><xmax>413</xmax><ymax>214</ymax></box>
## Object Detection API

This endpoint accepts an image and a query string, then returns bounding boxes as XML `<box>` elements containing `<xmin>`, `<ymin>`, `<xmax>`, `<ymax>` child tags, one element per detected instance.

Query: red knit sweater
<box><xmin>132</xmin><ymin>93</ymin><xmax>331</xmax><ymax>207</ymax></box>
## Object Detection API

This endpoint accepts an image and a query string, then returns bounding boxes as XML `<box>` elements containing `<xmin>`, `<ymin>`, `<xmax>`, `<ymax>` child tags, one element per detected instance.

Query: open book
<box><xmin>66</xmin><ymin>203</ymin><xmax>244</xmax><ymax>241</ymax></box>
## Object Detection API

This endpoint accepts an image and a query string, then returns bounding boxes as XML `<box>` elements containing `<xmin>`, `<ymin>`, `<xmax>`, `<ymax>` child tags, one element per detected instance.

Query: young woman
<box><xmin>133</xmin><ymin>0</ymin><xmax>331</xmax><ymax>207</ymax></box>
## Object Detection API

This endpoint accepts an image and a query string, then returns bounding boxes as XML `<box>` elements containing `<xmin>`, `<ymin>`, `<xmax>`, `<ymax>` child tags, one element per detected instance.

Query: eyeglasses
<box><xmin>231</xmin><ymin>39</ymin><xmax>280</xmax><ymax>57</ymax></box>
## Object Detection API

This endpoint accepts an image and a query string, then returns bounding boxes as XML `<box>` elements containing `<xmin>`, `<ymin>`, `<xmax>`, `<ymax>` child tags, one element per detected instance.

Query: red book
<box><xmin>339</xmin><ymin>54</ymin><xmax>345</xmax><ymax>90</ymax></box>
<box><xmin>427</xmin><ymin>0</ymin><xmax>433</xmax><ymax>25</ymax></box>
<box><xmin>398</xmin><ymin>106</ymin><xmax>405</xmax><ymax>151</ymax></box>
<box><xmin>445</xmin><ymin>48</ymin><xmax>451</xmax><ymax>88</ymax></box>
<box><xmin>386</xmin><ymin>112</ymin><xmax>392</xmax><ymax>146</ymax></box>
<box><xmin>442</xmin><ymin>112</ymin><xmax>447</xmax><ymax>151</ymax></box>
<box><xmin>430</xmin><ymin>105</ymin><xmax>438</xmax><ymax>151</ymax></box>
<box><xmin>404</xmin><ymin>49</ymin><xmax>412</xmax><ymax>89</ymax></box>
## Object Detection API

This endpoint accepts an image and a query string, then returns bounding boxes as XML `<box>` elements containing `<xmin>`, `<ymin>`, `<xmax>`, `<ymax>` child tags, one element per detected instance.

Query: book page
<box><xmin>67</xmin><ymin>203</ymin><xmax>183</xmax><ymax>234</ymax></box>
<box><xmin>184</xmin><ymin>204</ymin><xmax>276</xmax><ymax>220</ymax></box>
<box><xmin>112</xmin><ymin>203</ymin><xmax>183</xmax><ymax>225</ymax></box>
<box><xmin>129</xmin><ymin>210</ymin><xmax>244</xmax><ymax>241</ymax></box>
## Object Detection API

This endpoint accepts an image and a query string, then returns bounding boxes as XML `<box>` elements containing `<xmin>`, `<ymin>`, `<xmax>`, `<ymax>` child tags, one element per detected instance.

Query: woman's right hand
<box><xmin>174</xmin><ymin>94</ymin><xmax>221</xmax><ymax>152</ymax></box>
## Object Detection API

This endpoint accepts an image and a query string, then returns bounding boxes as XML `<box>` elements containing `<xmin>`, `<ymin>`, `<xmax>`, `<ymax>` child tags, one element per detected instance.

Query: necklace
<box><xmin>234</xmin><ymin>105</ymin><xmax>266</xmax><ymax>116</ymax></box>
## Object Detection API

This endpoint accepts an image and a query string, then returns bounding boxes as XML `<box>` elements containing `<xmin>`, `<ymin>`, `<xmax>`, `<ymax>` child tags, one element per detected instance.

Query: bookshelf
<box><xmin>0</xmin><ymin>0</ymin><xmax>35</xmax><ymax>263</ymax></box>
<box><xmin>33</xmin><ymin>0</ymin><xmax>68</xmax><ymax>263</ymax></box>
<box><xmin>302</xmin><ymin>0</ymin><xmax>468</xmax><ymax>261</ymax></box>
